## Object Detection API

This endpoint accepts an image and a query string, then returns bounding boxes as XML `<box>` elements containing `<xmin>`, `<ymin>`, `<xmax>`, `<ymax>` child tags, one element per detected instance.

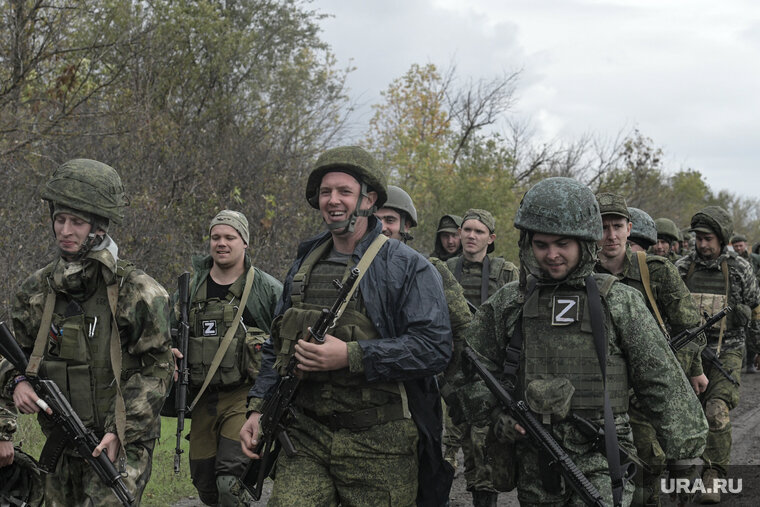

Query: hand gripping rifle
<box><xmin>173</xmin><ymin>271</ymin><xmax>191</xmax><ymax>474</ymax></box>
<box><xmin>0</xmin><ymin>322</ymin><xmax>135</xmax><ymax>506</ymax></box>
<box><xmin>239</xmin><ymin>267</ymin><xmax>361</xmax><ymax>500</ymax></box>
<box><xmin>462</xmin><ymin>347</ymin><xmax>608</xmax><ymax>507</ymax></box>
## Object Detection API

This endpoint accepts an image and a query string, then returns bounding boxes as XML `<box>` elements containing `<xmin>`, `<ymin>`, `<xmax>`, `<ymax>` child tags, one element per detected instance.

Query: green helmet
<box><xmin>628</xmin><ymin>207</ymin><xmax>657</xmax><ymax>247</ymax></box>
<box><xmin>654</xmin><ymin>218</ymin><xmax>680</xmax><ymax>243</ymax></box>
<box><xmin>0</xmin><ymin>446</ymin><xmax>45</xmax><ymax>506</ymax></box>
<box><xmin>40</xmin><ymin>159</ymin><xmax>128</xmax><ymax>225</ymax></box>
<box><xmin>305</xmin><ymin>146</ymin><xmax>387</xmax><ymax>209</ymax></box>
<box><xmin>690</xmin><ymin>206</ymin><xmax>733</xmax><ymax>246</ymax></box>
<box><xmin>514</xmin><ymin>177</ymin><xmax>602</xmax><ymax>241</ymax></box>
<box><xmin>384</xmin><ymin>185</ymin><xmax>418</xmax><ymax>227</ymax></box>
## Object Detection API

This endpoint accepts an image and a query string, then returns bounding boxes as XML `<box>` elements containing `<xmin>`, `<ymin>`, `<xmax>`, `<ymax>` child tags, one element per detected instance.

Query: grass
<box><xmin>14</xmin><ymin>414</ymin><xmax>197</xmax><ymax>506</ymax></box>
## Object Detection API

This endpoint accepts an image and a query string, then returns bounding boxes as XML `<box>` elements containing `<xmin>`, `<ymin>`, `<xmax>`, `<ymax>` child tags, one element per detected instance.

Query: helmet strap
<box><xmin>325</xmin><ymin>181</ymin><xmax>377</xmax><ymax>234</ymax></box>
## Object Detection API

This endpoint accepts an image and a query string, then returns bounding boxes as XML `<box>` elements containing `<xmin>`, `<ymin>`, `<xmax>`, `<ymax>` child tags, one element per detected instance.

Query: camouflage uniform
<box><xmin>653</xmin><ymin>218</ymin><xmax>682</xmax><ymax>264</ymax></box>
<box><xmin>174</xmin><ymin>246</ymin><xmax>281</xmax><ymax>506</ymax></box>
<box><xmin>0</xmin><ymin>159</ymin><xmax>174</xmax><ymax>506</ymax></box>
<box><xmin>449</xmin><ymin>178</ymin><xmax>706</xmax><ymax>507</ymax></box>
<box><xmin>675</xmin><ymin>206</ymin><xmax>760</xmax><ymax>491</ymax></box>
<box><xmin>595</xmin><ymin>196</ymin><xmax>706</xmax><ymax>506</ymax></box>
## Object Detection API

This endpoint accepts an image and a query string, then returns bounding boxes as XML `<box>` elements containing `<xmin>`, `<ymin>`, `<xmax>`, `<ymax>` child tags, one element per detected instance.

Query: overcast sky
<box><xmin>315</xmin><ymin>0</ymin><xmax>760</xmax><ymax>200</ymax></box>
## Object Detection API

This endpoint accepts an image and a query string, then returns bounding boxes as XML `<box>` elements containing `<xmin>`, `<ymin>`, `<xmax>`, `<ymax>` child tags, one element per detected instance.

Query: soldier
<box><xmin>595</xmin><ymin>193</ymin><xmax>708</xmax><ymax>506</ymax></box>
<box><xmin>171</xmin><ymin>210</ymin><xmax>282</xmax><ymax>505</ymax></box>
<box><xmin>376</xmin><ymin>185</ymin><xmax>471</xmax><ymax>492</ymax></box>
<box><xmin>627</xmin><ymin>207</ymin><xmax>657</xmax><ymax>252</ymax></box>
<box><xmin>676</xmin><ymin>206</ymin><xmax>760</xmax><ymax>502</ymax></box>
<box><xmin>447</xmin><ymin>177</ymin><xmax>706</xmax><ymax>506</ymax></box>
<box><xmin>0</xmin><ymin>159</ymin><xmax>174</xmax><ymax>505</ymax></box>
<box><xmin>730</xmin><ymin>234</ymin><xmax>749</xmax><ymax>260</ymax></box>
<box><xmin>432</xmin><ymin>214</ymin><xmax>463</xmax><ymax>261</ymax></box>
<box><xmin>444</xmin><ymin>208</ymin><xmax>518</xmax><ymax>505</ymax></box>
<box><xmin>240</xmin><ymin>147</ymin><xmax>453</xmax><ymax>506</ymax></box>
<box><xmin>653</xmin><ymin>218</ymin><xmax>682</xmax><ymax>263</ymax></box>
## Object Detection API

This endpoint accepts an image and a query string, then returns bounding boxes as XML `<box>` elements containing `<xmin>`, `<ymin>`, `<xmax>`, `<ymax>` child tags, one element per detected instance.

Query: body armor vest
<box><xmin>684</xmin><ymin>260</ymin><xmax>736</xmax><ymax>332</ymax></box>
<box><xmin>275</xmin><ymin>243</ymin><xmax>406</xmax><ymax>422</ymax></box>
<box><xmin>38</xmin><ymin>264</ymin><xmax>139</xmax><ymax>435</ymax></box>
<box><xmin>188</xmin><ymin>275</ymin><xmax>249</xmax><ymax>388</ymax></box>
<box><xmin>447</xmin><ymin>256</ymin><xmax>510</xmax><ymax>307</ymax></box>
<box><xmin>520</xmin><ymin>279</ymin><xmax>629</xmax><ymax>417</ymax></box>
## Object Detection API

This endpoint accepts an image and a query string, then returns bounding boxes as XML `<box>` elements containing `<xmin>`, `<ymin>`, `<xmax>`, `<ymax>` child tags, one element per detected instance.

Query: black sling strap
<box><xmin>453</xmin><ymin>255</ymin><xmax>491</xmax><ymax>306</ymax></box>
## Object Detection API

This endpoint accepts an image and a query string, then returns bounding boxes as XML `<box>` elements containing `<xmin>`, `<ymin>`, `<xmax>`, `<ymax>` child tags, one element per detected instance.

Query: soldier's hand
<box><xmin>12</xmin><ymin>381</ymin><xmax>52</xmax><ymax>415</ymax></box>
<box><xmin>240</xmin><ymin>412</ymin><xmax>262</xmax><ymax>459</ymax></box>
<box><xmin>295</xmin><ymin>332</ymin><xmax>348</xmax><ymax>372</ymax></box>
<box><xmin>689</xmin><ymin>373</ymin><xmax>708</xmax><ymax>394</ymax></box>
<box><xmin>93</xmin><ymin>432</ymin><xmax>120</xmax><ymax>463</ymax></box>
<box><xmin>171</xmin><ymin>347</ymin><xmax>183</xmax><ymax>381</ymax></box>
<box><xmin>0</xmin><ymin>440</ymin><xmax>14</xmax><ymax>467</ymax></box>
<box><xmin>491</xmin><ymin>411</ymin><xmax>526</xmax><ymax>443</ymax></box>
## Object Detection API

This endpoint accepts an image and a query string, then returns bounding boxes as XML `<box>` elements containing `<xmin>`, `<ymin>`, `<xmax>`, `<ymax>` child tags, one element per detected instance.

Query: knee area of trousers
<box><xmin>216</xmin><ymin>474</ymin><xmax>241</xmax><ymax>498</ymax></box>
<box><xmin>705</xmin><ymin>399</ymin><xmax>730</xmax><ymax>431</ymax></box>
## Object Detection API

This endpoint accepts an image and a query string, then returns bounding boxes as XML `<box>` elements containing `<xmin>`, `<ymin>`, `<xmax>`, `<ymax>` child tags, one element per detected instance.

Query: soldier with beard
<box><xmin>432</xmin><ymin>214</ymin><xmax>464</xmax><ymax>261</ymax></box>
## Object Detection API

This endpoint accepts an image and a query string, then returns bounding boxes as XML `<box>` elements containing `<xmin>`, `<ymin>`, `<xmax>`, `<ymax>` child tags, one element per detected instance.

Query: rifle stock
<box><xmin>174</xmin><ymin>271</ymin><xmax>191</xmax><ymax>474</ymax></box>
<box><xmin>462</xmin><ymin>347</ymin><xmax>608</xmax><ymax>507</ymax></box>
<box><xmin>0</xmin><ymin>321</ymin><xmax>135</xmax><ymax>506</ymax></box>
<box><xmin>239</xmin><ymin>267</ymin><xmax>361</xmax><ymax>500</ymax></box>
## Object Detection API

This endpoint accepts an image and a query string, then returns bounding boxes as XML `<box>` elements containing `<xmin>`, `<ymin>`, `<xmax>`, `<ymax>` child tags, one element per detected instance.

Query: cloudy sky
<box><xmin>315</xmin><ymin>0</ymin><xmax>760</xmax><ymax>199</ymax></box>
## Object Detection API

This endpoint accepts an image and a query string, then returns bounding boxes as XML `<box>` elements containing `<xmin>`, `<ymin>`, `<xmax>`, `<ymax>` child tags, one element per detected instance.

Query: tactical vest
<box><xmin>275</xmin><ymin>241</ymin><xmax>408</xmax><ymax>425</ymax></box>
<box><xmin>188</xmin><ymin>275</ymin><xmax>251</xmax><ymax>388</ymax></box>
<box><xmin>447</xmin><ymin>255</ymin><xmax>513</xmax><ymax>307</ymax></box>
<box><xmin>520</xmin><ymin>275</ymin><xmax>629</xmax><ymax>417</ymax></box>
<box><xmin>38</xmin><ymin>262</ymin><xmax>140</xmax><ymax>434</ymax></box>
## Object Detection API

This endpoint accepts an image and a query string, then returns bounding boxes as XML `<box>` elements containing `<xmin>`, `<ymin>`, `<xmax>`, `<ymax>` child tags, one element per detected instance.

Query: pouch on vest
<box><xmin>188</xmin><ymin>303</ymin><xmax>245</xmax><ymax>387</ymax></box>
<box><xmin>524</xmin><ymin>378</ymin><xmax>575</xmax><ymax>424</ymax></box>
<box><xmin>57</xmin><ymin>313</ymin><xmax>93</xmax><ymax>363</ymax></box>
<box><xmin>690</xmin><ymin>293</ymin><xmax>728</xmax><ymax>329</ymax></box>
<box><xmin>244</xmin><ymin>326</ymin><xmax>267</xmax><ymax>381</ymax></box>
<box><xmin>43</xmin><ymin>361</ymin><xmax>96</xmax><ymax>427</ymax></box>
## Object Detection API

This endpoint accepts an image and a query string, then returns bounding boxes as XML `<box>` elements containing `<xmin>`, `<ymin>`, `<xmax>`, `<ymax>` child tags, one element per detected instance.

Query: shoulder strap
<box><xmin>715</xmin><ymin>260</ymin><xmax>729</xmax><ymax>356</ymax></box>
<box><xmin>481</xmin><ymin>255</ymin><xmax>491</xmax><ymax>305</ymax></box>
<box><xmin>106</xmin><ymin>276</ymin><xmax>128</xmax><ymax>469</ymax></box>
<box><xmin>635</xmin><ymin>251</ymin><xmax>669</xmax><ymax>338</ymax></box>
<box><xmin>333</xmin><ymin>234</ymin><xmax>388</xmax><ymax>321</ymax></box>
<box><xmin>453</xmin><ymin>256</ymin><xmax>464</xmax><ymax>282</ymax></box>
<box><xmin>189</xmin><ymin>266</ymin><xmax>255</xmax><ymax>410</ymax></box>
<box><xmin>27</xmin><ymin>290</ymin><xmax>56</xmax><ymax>376</ymax></box>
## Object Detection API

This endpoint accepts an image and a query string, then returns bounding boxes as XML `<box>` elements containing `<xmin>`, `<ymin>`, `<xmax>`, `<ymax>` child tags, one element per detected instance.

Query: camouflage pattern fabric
<box><xmin>268</xmin><ymin>413</ymin><xmax>419</xmax><ymax>506</ymax></box>
<box><xmin>448</xmin><ymin>237</ymin><xmax>707</xmax><ymax>505</ymax></box>
<box><xmin>45</xmin><ymin>441</ymin><xmax>154</xmax><ymax>506</ymax></box>
<box><xmin>0</xmin><ymin>404</ymin><xmax>16</xmax><ymax>441</ymax></box>
<box><xmin>445</xmin><ymin>255</ymin><xmax>519</xmax><ymax>308</ymax></box>
<box><xmin>461</xmin><ymin>423</ymin><xmax>496</xmax><ymax>493</ymax></box>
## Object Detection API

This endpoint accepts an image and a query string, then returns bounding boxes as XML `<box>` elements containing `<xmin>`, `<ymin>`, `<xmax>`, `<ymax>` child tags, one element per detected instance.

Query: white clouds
<box><xmin>315</xmin><ymin>0</ymin><xmax>760</xmax><ymax>198</ymax></box>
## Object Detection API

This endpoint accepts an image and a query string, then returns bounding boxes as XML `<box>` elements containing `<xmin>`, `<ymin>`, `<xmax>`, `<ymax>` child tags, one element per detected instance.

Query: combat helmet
<box><xmin>628</xmin><ymin>207</ymin><xmax>657</xmax><ymax>249</ymax></box>
<box><xmin>690</xmin><ymin>206</ymin><xmax>733</xmax><ymax>246</ymax></box>
<box><xmin>384</xmin><ymin>185</ymin><xmax>418</xmax><ymax>228</ymax></box>
<box><xmin>305</xmin><ymin>146</ymin><xmax>387</xmax><ymax>233</ymax></box>
<box><xmin>0</xmin><ymin>446</ymin><xmax>45</xmax><ymax>506</ymax></box>
<box><xmin>514</xmin><ymin>177</ymin><xmax>602</xmax><ymax>241</ymax></box>
<box><xmin>41</xmin><ymin>159</ymin><xmax>128</xmax><ymax>225</ymax></box>
<box><xmin>654</xmin><ymin>218</ymin><xmax>680</xmax><ymax>243</ymax></box>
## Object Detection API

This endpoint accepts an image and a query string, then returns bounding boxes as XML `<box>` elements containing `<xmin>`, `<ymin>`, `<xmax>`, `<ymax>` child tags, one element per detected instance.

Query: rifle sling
<box><xmin>635</xmin><ymin>251</ymin><xmax>669</xmax><ymax>338</ymax></box>
<box><xmin>189</xmin><ymin>266</ymin><xmax>255</xmax><ymax>410</ymax></box>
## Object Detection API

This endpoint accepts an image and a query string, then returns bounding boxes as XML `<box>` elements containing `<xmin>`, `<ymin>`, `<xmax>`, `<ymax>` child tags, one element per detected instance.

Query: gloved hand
<box><xmin>490</xmin><ymin>409</ymin><xmax>524</xmax><ymax>444</ymax></box>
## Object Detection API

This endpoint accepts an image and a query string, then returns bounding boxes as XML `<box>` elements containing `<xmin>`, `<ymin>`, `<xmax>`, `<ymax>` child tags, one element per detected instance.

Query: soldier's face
<box><xmin>439</xmin><ymin>231</ymin><xmax>460</xmax><ymax>253</ymax></box>
<box><xmin>53</xmin><ymin>213</ymin><xmax>93</xmax><ymax>256</ymax></box>
<box><xmin>318</xmin><ymin>171</ymin><xmax>377</xmax><ymax>230</ymax></box>
<box><xmin>600</xmin><ymin>216</ymin><xmax>631</xmax><ymax>260</ymax></box>
<box><xmin>460</xmin><ymin>219</ymin><xmax>494</xmax><ymax>258</ymax></box>
<box><xmin>375</xmin><ymin>208</ymin><xmax>405</xmax><ymax>240</ymax></box>
<box><xmin>733</xmin><ymin>241</ymin><xmax>747</xmax><ymax>255</ymax></box>
<box><xmin>210</xmin><ymin>224</ymin><xmax>247</xmax><ymax>269</ymax></box>
<box><xmin>696</xmin><ymin>232</ymin><xmax>721</xmax><ymax>260</ymax></box>
<box><xmin>531</xmin><ymin>233</ymin><xmax>581</xmax><ymax>280</ymax></box>
<box><xmin>653</xmin><ymin>238</ymin><xmax>671</xmax><ymax>257</ymax></box>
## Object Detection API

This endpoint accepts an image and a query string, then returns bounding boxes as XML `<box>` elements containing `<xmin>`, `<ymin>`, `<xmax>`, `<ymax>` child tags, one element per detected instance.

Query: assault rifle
<box><xmin>173</xmin><ymin>272</ymin><xmax>191</xmax><ymax>474</ymax></box>
<box><xmin>462</xmin><ymin>347</ymin><xmax>608</xmax><ymax>507</ymax></box>
<box><xmin>239</xmin><ymin>267</ymin><xmax>361</xmax><ymax>500</ymax></box>
<box><xmin>0</xmin><ymin>322</ymin><xmax>135</xmax><ymax>507</ymax></box>
<box><xmin>669</xmin><ymin>306</ymin><xmax>732</xmax><ymax>352</ymax></box>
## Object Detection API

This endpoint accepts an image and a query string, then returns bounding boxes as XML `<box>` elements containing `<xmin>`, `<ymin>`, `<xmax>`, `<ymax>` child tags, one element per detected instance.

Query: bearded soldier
<box><xmin>171</xmin><ymin>210</ymin><xmax>282</xmax><ymax>505</ymax></box>
<box><xmin>595</xmin><ymin>193</ymin><xmax>708</xmax><ymax>506</ymax></box>
<box><xmin>432</xmin><ymin>214</ymin><xmax>463</xmax><ymax>261</ymax></box>
<box><xmin>676</xmin><ymin>206</ymin><xmax>760</xmax><ymax>503</ymax></box>
<box><xmin>0</xmin><ymin>159</ymin><xmax>173</xmax><ymax>505</ymax></box>
<box><xmin>240</xmin><ymin>147</ymin><xmax>453</xmax><ymax>506</ymax></box>
<box><xmin>448</xmin><ymin>177</ymin><xmax>706</xmax><ymax>506</ymax></box>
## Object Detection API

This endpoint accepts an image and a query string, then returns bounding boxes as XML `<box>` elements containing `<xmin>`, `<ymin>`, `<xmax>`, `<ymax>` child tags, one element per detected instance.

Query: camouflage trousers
<box><xmin>461</xmin><ymin>423</ymin><xmax>496</xmax><ymax>492</ymax></box>
<box><xmin>188</xmin><ymin>384</ymin><xmax>250</xmax><ymax>506</ymax></box>
<box><xmin>701</xmin><ymin>347</ymin><xmax>743</xmax><ymax>477</ymax></box>
<box><xmin>442</xmin><ymin>398</ymin><xmax>463</xmax><ymax>450</ymax></box>
<box><xmin>514</xmin><ymin>418</ymin><xmax>636</xmax><ymax>506</ymax></box>
<box><xmin>45</xmin><ymin>440</ymin><xmax>154</xmax><ymax>506</ymax></box>
<box><xmin>269</xmin><ymin>412</ymin><xmax>419</xmax><ymax>507</ymax></box>
<box><xmin>629</xmin><ymin>403</ymin><xmax>666</xmax><ymax>506</ymax></box>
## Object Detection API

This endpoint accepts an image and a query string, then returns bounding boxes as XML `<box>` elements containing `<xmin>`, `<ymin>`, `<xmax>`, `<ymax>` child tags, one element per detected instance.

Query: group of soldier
<box><xmin>0</xmin><ymin>147</ymin><xmax>758</xmax><ymax>507</ymax></box>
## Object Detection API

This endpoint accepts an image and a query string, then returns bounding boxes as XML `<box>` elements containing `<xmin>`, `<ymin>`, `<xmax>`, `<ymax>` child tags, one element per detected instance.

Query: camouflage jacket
<box><xmin>449</xmin><ymin>278</ymin><xmax>707</xmax><ymax>461</ymax></box>
<box><xmin>596</xmin><ymin>246</ymin><xmax>705</xmax><ymax>377</ymax></box>
<box><xmin>676</xmin><ymin>249</ymin><xmax>760</xmax><ymax>354</ymax></box>
<box><xmin>2</xmin><ymin>244</ymin><xmax>173</xmax><ymax>444</ymax></box>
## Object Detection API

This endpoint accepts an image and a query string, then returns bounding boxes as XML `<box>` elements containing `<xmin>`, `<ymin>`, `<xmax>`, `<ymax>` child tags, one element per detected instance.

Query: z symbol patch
<box><xmin>202</xmin><ymin>320</ymin><xmax>218</xmax><ymax>336</ymax></box>
<box><xmin>552</xmin><ymin>296</ymin><xmax>580</xmax><ymax>326</ymax></box>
